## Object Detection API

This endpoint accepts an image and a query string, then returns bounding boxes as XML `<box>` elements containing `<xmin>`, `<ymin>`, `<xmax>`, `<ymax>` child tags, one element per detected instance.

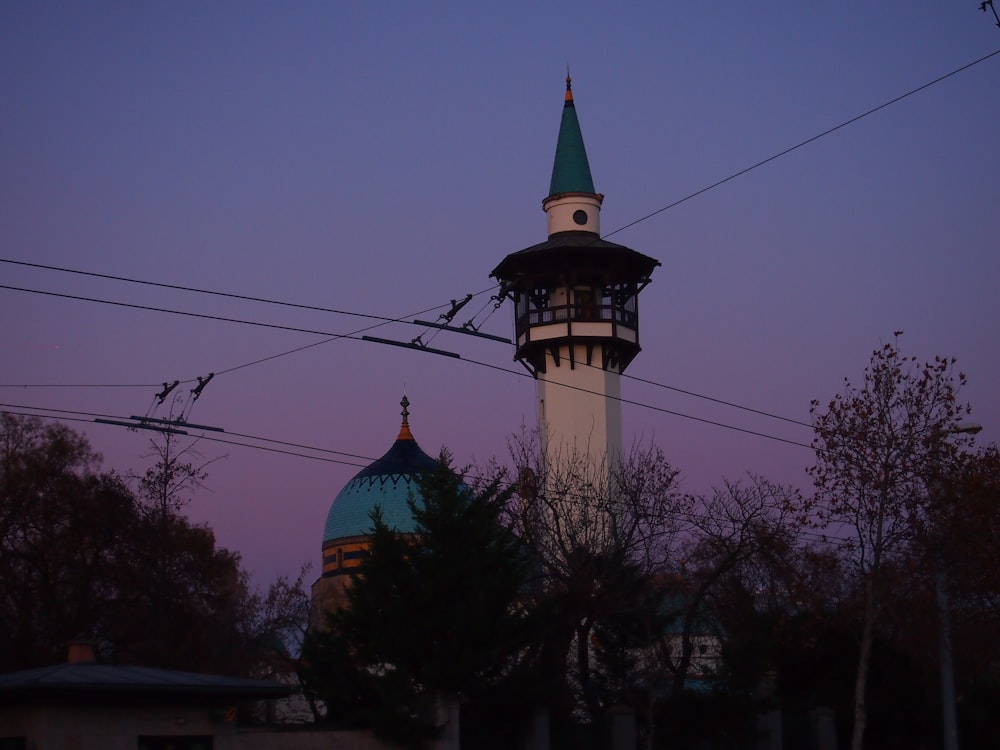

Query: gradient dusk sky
<box><xmin>3</xmin><ymin>3</ymin><xmax>998</xmax><ymax>584</ymax></box>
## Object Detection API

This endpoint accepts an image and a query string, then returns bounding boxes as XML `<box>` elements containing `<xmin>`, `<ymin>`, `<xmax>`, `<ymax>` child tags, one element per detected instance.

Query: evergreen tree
<box><xmin>302</xmin><ymin>453</ymin><xmax>537</xmax><ymax>747</ymax></box>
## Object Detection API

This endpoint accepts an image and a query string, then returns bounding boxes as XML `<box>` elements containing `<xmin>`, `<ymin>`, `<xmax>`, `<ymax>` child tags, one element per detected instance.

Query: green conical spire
<box><xmin>548</xmin><ymin>75</ymin><xmax>596</xmax><ymax>196</ymax></box>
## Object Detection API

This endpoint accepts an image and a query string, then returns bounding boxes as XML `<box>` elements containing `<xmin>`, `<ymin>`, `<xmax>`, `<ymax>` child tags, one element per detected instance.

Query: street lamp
<box><xmin>936</xmin><ymin>422</ymin><xmax>981</xmax><ymax>750</ymax></box>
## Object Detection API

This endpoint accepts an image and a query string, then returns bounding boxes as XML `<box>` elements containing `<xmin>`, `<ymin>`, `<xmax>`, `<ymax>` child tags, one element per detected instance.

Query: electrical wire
<box><xmin>452</xmin><ymin>354</ymin><xmax>816</xmax><ymax>451</ymax></box>
<box><xmin>1</xmin><ymin>277</ymin><xmax>813</xmax><ymax>433</ymax></box>
<box><xmin>0</xmin><ymin>279</ymin><xmax>501</xmax><ymax>380</ymax></box>
<box><xmin>1</xmin><ymin>279</ymin><xmax>815</xmax><ymax>449</ymax></box>
<box><xmin>0</xmin><ymin>382</ymin><xmax>157</xmax><ymax>388</ymax></box>
<box><xmin>3</xmin><ymin>403</ymin><xmax>840</xmax><ymax>547</ymax></box>
<box><xmin>0</xmin><ymin>284</ymin><xmax>375</xmax><ymax>340</ymax></box>
<box><xmin>1</xmin><ymin>403</ymin><xmax>379</xmax><ymax>468</ymax></box>
<box><xmin>600</xmin><ymin>47</ymin><xmax>1000</xmax><ymax>241</ymax></box>
<box><xmin>0</xmin><ymin>258</ymin><xmax>408</xmax><ymax>323</ymax></box>
<box><xmin>1</xmin><ymin>282</ymin><xmax>445</xmax><ymax>342</ymax></box>
<box><xmin>619</xmin><ymin>369</ymin><xmax>809</xmax><ymax>428</ymax></box>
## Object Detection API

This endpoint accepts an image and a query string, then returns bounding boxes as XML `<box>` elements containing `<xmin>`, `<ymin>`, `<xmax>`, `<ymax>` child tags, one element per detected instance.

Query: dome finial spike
<box><xmin>397</xmin><ymin>394</ymin><xmax>414</xmax><ymax>441</ymax></box>
<box><xmin>565</xmin><ymin>65</ymin><xmax>573</xmax><ymax>103</ymax></box>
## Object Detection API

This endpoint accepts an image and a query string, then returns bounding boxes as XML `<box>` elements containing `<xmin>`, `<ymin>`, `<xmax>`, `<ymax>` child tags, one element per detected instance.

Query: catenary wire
<box><xmin>1</xmin><ymin>280</ymin><xmax>816</xmax><ymax>449</ymax></box>
<box><xmin>455</xmin><ymin>355</ymin><xmax>815</xmax><ymax>450</ymax></box>
<box><xmin>0</xmin><ymin>254</ymin><xmax>504</xmax><ymax>356</ymax></box>
<box><xmin>1</xmin><ymin>275</ymin><xmax>811</xmax><ymax>429</ymax></box>
<box><xmin>0</xmin><ymin>382</ymin><xmax>158</xmax><ymax>388</ymax></box>
<box><xmin>0</xmin><ymin>284</ymin><xmax>378</xmax><ymax>341</ymax></box>
<box><xmin>0</xmin><ymin>258</ymin><xmax>408</xmax><ymax>324</ymax></box>
<box><xmin>615</xmin><ymin>368</ymin><xmax>809</xmax><ymax>428</ymax></box>
<box><xmin>2</xmin><ymin>405</ymin><xmax>377</xmax><ymax>469</ymax></box>
<box><xmin>2</xmin><ymin>404</ymin><xmax>845</xmax><ymax>548</ymax></box>
<box><xmin>0</xmin><ymin>280</ymin><xmax>499</xmax><ymax>380</ymax></box>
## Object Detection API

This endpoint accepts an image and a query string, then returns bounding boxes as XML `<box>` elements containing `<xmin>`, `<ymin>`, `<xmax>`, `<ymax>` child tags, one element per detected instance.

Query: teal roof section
<box><xmin>323</xmin><ymin>398</ymin><xmax>439</xmax><ymax>543</ymax></box>
<box><xmin>0</xmin><ymin>661</ymin><xmax>289</xmax><ymax>699</ymax></box>
<box><xmin>548</xmin><ymin>76</ymin><xmax>596</xmax><ymax>197</ymax></box>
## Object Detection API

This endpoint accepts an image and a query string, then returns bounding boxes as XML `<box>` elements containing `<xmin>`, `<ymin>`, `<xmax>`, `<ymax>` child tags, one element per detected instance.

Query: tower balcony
<box><xmin>493</xmin><ymin>232</ymin><xmax>660</xmax><ymax>377</ymax></box>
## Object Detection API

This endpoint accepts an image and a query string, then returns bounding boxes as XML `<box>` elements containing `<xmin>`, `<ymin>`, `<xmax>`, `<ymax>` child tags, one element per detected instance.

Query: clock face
<box><xmin>573</xmin><ymin>209</ymin><xmax>588</xmax><ymax>225</ymax></box>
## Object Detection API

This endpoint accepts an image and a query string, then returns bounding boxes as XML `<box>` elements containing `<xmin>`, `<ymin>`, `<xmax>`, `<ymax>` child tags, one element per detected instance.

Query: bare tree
<box><xmin>807</xmin><ymin>337</ymin><xmax>973</xmax><ymax>750</ymax></box>
<box><xmin>131</xmin><ymin>427</ymin><xmax>222</xmax><ymax>519</ymax></box>
<box><xmin>506</xmin><ymin>429</ymin><xmax>688</xmax><ymax>722</ymax></box>
<box><xmin>662</xmin><ymin>476</ymin><xmax>799</xmax><ymax>696</ymax></box>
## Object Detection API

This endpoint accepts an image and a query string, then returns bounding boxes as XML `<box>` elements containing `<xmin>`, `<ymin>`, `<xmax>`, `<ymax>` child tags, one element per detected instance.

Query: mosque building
<box><xmin>311</xmin><ymin>395</ymin><xmax>440</xmax><ymax>618</ymax></box>
<box><xmin>313</xmin><ymin>76</ymin><xmax>659</xmax><ymax>614</ymax></box>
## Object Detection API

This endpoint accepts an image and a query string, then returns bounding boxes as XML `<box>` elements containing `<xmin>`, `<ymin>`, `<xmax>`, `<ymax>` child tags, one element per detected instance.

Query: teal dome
<box><xmin>322</xmin><ymin>398</ymin><xmax>438</xmax><ymax>544</ymax></box>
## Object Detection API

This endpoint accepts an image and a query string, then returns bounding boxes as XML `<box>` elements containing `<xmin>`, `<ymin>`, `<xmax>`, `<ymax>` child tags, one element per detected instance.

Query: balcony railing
<box><xmin>514</xmin><ymin>302</ymin><xmax>637</xmax><ymax>336</ymax></box>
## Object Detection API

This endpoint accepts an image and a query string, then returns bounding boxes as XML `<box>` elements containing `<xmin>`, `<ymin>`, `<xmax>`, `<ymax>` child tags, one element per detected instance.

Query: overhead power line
<box><xmin>0</xmin><ymin>258</ymin><xmax>406</xmax><ymax>323</ymax></box>
<box><xmin>0</xmin><ymin>382</ymin><xmax>157</xmax><ymax>388</ymax></box>
<box><xmin>0</xmin><ymin>273</ymin><xmax>500</xmax><ymax>379</ymax></box>
<box><xmin>601</xmin><ymin>46</ymin><xmax>1000</xmax><ymax>240</ymax></box>
<box><xmin>1</xmin><ymin>274</ymin><xmax>810</xmax><ymax>430</ymax></box>
<box><xmin>620</xmin><ymin>370</ymin><xmax>810</xmax><ymax>429</ymax></box>
<box><xmin>4</xmin><ymin>404</ymin><xmax>840</xmax><ymax>546</ymax></box>
<box><xmin>1</xmin><ymin>284</ymin><xmax>813</xmax><ymax>443</ymax></box>
<box><xmin>0</xmin><ymin>284</ymin><xmax>392</xmax><ymax>341</ymax></box>
<box><xmin>1</xmin><ymin>403</ymin><xmax>377</xmax><ymax>468</ymax></box>
<box><xmin>452</xmin><ymin>355</ymin><xmax>815</xmax><ymax>451</ymax></box>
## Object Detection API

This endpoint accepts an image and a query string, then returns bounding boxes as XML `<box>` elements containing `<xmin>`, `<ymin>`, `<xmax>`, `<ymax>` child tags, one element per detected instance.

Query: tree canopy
<box><xmin>0</xmin><ymin>413</ymin><xmax>309</xmax><ymax>678</ymax></box>
<box><xmin>807</xmin><ymin>338</ymin><xmax>981</xmax><ymax>750</ymax></box>
<box><xmin>302</xmin><ymin>453</ymin><xmax>538</xmax><ymax>747</ymax></box>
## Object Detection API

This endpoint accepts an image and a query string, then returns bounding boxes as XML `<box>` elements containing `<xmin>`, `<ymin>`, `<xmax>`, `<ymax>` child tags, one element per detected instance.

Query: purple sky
<box><xmin>3</xmin><ymin>3</ymin><xmax>999</xmax><ymax>584</ymax></box>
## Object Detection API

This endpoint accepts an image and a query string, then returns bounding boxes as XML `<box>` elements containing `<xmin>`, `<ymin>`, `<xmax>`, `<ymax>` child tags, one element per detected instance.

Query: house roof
<box><xmin>491</xmin><ymin>230</ymin><xmax>660</xmax><ymax>286</ymax></box>
<box><xmin>0</xmin><ymin>661</ymin><xmax>290</xmax><ymax>701</ymax></box>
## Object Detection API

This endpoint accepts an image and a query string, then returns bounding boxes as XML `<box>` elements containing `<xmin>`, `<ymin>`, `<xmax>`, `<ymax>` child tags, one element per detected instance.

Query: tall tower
<box><xmin>492</xmin><ymin>77</ymin><xmax>660</xmax><ymax>475</ymax></box>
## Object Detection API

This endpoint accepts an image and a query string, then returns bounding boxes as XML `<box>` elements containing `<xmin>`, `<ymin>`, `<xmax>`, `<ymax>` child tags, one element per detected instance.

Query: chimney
<box><xmin>67</xmin><ymin>640</ymin><xmax>97</xmax><ymax>664</ymax></box>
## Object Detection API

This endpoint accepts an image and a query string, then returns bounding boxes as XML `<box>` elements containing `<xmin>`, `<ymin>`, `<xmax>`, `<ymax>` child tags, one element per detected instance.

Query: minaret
<box><xmin>492</xmin><ymin>76</ymin><xmax>660</xmax><ymax>476</ymax></box>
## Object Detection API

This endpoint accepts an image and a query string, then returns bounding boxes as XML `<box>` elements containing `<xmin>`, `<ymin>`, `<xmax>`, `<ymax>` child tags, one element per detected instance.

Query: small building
<box><xmin>0</xmin><ymin>642</ymin><xmax>289</xmax><ymax>750</ymax></box>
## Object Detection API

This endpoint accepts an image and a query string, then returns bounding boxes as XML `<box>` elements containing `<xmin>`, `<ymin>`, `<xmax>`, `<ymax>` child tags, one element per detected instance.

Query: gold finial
<box><xmin>397</xmin><ymin>394</ymin><xmax>414</xmax><ymax>440</ymax></box>
<box><xmin>565</xmin><ymin>66</ymin><xmax>573</xmax><ymax>103</ymax></box>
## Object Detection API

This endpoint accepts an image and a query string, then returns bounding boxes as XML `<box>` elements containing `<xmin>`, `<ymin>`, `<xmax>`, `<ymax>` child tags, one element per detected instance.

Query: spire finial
<box><xmin>397</xmin><ymin>394</ymin><xmax>414</xmax><ymax>441</ymax></box>
<box><xmin>565</xmin><ymin>66</ymin><xmax>573</xmax><ymax>103</ymax></box>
